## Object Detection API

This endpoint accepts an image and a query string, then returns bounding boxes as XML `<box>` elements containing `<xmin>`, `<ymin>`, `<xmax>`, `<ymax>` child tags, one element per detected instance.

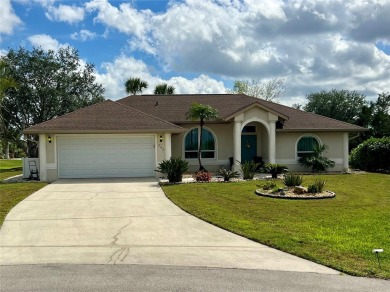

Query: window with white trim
<box><xmin>184</xmin><ymin>128</ymin><xmax>215</xmax><ymax>159</ymax></box>
<box><xmin>297</xmin><ymin>136</ymin><xmax>319</xmax><ymax>158</ymax></box>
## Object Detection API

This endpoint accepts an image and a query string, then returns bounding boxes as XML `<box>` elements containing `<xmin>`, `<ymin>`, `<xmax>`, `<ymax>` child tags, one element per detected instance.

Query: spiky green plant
<box><xmin>298</xmin><ymin>144</ymin><xmax>335</xmax><ymax>172</ymax></box>
<box><xmin>156</xmin><ymin>157</ymin><xmax>189</xmax><ymax>183</ymax></box>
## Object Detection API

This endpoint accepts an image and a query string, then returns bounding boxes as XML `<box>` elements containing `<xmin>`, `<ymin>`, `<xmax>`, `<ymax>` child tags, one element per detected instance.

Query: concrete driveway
<box><xmin>0</xmin><ymin>178</ymin><xmax>337</xmax><ymax>274</ymax></box>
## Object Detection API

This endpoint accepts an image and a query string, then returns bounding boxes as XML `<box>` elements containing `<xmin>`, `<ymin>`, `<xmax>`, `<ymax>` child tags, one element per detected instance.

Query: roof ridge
<box><xmin>25</xmin><ymin>99</ymin><xmax>112</xmax><ymax>130</ymax></box>
<box><xmin>251</xmin><ymin>97</ymin><xmax>366</xmax><ymax>129</ymax></box>
<box><xmin>111</xmin><ymin>100</ymin><xmax>184</xmax><ymax>129</ymax></box>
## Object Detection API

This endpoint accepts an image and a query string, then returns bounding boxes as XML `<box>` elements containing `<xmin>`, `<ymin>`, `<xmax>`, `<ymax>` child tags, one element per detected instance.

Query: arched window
<box><xmin>184</xmin><ymin>128</ymin><xmax>215</xmax><ymax>159</ymax></box>
<box><xmin>297</xmin><ymin>136</ymin><xmax>319</xmax><ymax>158</ymax></box>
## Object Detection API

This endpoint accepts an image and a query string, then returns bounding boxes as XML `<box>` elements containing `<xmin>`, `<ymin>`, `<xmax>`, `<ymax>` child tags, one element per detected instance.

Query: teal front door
<box><xmin>241</xmin><ymin>135</ymin><xmax>257</xmax><ymax>163</ymax></box>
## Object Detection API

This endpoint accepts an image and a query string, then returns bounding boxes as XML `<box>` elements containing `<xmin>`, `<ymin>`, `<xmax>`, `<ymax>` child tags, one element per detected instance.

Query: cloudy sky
<box><xmin>1</xmin><ymin>0</ymin><xmax>389</xmax><ymax>106</ymax></box>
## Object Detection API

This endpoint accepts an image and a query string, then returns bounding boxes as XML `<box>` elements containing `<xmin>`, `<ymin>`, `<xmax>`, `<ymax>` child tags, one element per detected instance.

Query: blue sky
<box><xmin>1</xmin><ymin>0</ymin><xmax>389</xmax><ymax>106</ymax></box>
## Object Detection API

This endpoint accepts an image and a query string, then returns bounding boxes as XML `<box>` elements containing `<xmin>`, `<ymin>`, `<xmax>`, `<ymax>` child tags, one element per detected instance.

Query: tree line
<box><xmin>0</xmin><ymin>47</ymin><xmax>176</xmax><ymax>158</ymax></box>
<box><xmin>0</xmin><ymin>46</ymin><xmax>388</xmax><ymax>159</ymax></box>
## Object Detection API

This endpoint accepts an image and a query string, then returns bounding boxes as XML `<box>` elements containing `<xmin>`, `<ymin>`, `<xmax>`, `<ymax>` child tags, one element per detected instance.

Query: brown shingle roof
<box><xmin>118</xmin><ymin>94</ymin><xmax>367</xmax><ymax>131</ymax></box>
<box><xmin>118</xmin><ymin>94</ymin><xmax>260</xmax><ymax>122</ymax></box>
<box><xmin>24</xmin><ymin>100</ymin><xmax>184</xmax><ymax>134</ymax></box>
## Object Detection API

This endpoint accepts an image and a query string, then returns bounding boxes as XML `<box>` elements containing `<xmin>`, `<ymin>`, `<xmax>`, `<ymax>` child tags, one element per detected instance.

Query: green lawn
<box><xmin>0</xmin><ymin>159</ymin><xmax>47</xmax><ymax>227</ymax></box>
<box><xmin>0</xmin><ymin>159</ymin><xmax>23</xmax><ymax>180</ymax></box>
<box><xmin>0</xmin><ymin>159</ymin><xmax>22</xmax><ymax>170</ymax></box>
<box><xmin>0</xmin><ymin>182</ymin><xmax>48</xmax><ymax>226</ymax></box>
<box><xmin>162</xmin><ymin>173</ymin><xmax>390</xmax><ymax>279</ymax></box>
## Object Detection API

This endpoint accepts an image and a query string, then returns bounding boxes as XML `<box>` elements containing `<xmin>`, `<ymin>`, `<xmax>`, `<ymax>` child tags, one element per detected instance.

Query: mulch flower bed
<box><xmin>255</xmin><ymin>188</ymin><xmax>336</xmax><ymax>200</ymax></box>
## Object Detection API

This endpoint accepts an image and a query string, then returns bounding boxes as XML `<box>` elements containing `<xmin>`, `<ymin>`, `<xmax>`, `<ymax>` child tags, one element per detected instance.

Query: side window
<box><xmin>184</xmin><ymin>128</ymin><xmax>216</xmax><ymax>159</ymax></box>
<box><xmin>297</xmin><ymin>136</ymin><xmax>319</xmax><ymax>158</ymax></box>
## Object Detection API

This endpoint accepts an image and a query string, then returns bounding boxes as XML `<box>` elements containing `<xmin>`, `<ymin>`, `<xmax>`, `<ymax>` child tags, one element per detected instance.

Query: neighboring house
<box><xmin>24</xmin><ymin>94</ymin><xmax>366</xmax><ymax>181</ymax></box>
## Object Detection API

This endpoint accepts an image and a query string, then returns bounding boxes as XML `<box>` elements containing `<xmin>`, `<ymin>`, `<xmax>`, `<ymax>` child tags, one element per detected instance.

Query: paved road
<box><xmin>1</xmin><ymin>264</ymin><xmax>388</xmax><ymax>292</ymax></box>
<box><xmin>0</xmin><ymin>178</ymin><xmax>336</xmax><ymax>274</ymax></box>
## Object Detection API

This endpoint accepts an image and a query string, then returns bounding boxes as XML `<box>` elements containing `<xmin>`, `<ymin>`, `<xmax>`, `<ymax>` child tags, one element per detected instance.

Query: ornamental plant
<box><xmin>239</xmin><ymin>160</ymin><xmax>260</xmax><ymax>180</ymax></box>
<box><xmin>264</xmin><ymin>163</ymin><xmax>288</xmax><ymax>179</ymax></box>
<box><xmin>283</xmin><ymin>173</ymin><xmax>304</xmax><ymax>187</ymax></box>
<box><xmin>194</xmin><ymin>170</ymin><xmax>212</xmax><ymax>182</ymax></box>
<box><xmin>307</xmin><ymin>179</ymin><xmax>326</xmax><ymax>193</ymax></box>
<box><xmin>156</xmin><ymin>157</ymin><xmax>189</xmax><ymax>183</ymax></box>
<box><xmin>217</xmin><ymin>168</ymin><xmax>240</xmax><ymax>182</ymax></box>
<box><xmin>298</xmin><ymin>144</ymin><xmax>335</xmax><ymax>172</ymax></box>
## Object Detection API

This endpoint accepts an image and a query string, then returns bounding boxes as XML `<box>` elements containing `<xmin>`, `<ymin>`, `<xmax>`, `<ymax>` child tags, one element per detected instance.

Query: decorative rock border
<box><xmin>255</xmin><ymin>189</ymin><xmax>336</xmax><ymax>200</ymax></box>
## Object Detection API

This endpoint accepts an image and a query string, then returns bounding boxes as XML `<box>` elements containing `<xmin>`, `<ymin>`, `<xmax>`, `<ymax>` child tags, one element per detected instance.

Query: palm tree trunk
<box><xmin>198</xmin><ymin>120</ymin><xmax>205</xmax><ymax>171</ymax></box>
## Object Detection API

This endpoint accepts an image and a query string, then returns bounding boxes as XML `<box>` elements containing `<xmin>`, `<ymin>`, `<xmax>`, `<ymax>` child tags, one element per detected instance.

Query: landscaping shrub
<box><xmin>264</xmin><ymin>163</ymin><xmax>288</xmax><ymax>179</ymax></box>
<box><xmin>239</xmin><ymin>160</ymin><xmax>260</xmax><ymax>180</ymax></box>
<box><xmin>298</xmin><ymin>144</ymin><xmax>335</xmax><ymax>172</ymax></box>
<box><xmin>349</xmin><ymin>137</ymin><xmax>390</xmax><ymax>172</ymax></box>
<box><xmin>156</xmin><ymin>157</ymin><xmax>189</xmax><ymax>183</ymax></box>
<box><xmin>283</xmin><ymin>173</ymin><xmax>304</xmax><ymax>187</ymax></box>
<box><xmin>194</xmin><ymin>170</ymin><xmax>212</xmax><ymax>182</ymax></box>
<box><xmin>307</xmin><ymin>179</ymin><xmax>326</xmax><ymax>193</ymax></box>
<box><xmin>262</xmin><ymin>181</ymin><xmax>276</xmax><ymax>190</ymax></box>
<box><xmin>217</xmin><ymin>168</ymin><xmax>240</xmax><ymax>182</ymax></box>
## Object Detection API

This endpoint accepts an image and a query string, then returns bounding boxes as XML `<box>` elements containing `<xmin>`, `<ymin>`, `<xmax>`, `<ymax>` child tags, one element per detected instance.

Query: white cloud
<box><xmin>94</xmin><ymin>55</ymin><xmax>226</xmax><ymax>100</ymax></box>
<box><xmin>13</xmin><ymin>0</ymin><xmax>390</xmax><ymax>104</ymax></box>
<box><xmin>85</xmin><ymin>0</ymin><xmax>152</xmax><ymax>38</ymax></box>
<box><xmin>168</xmin><ymin>75</ymin><xmax>227</xmax><ymax>94</ymax></box>
<box><xmin>71</xmin><ymin>29</ymin><xmax>97</xmax><ymax>41</ymax></box>
<box><xmin>27</xmin><ymin>34</ymin><xmax>68</xmax><ymax>51</ymax></box>
<box><xmin>0</xmin><ymin>49</ymin><xmax>8</xmax><ymax>57</ymax></box>
<box><xmin>46</xmin><ymin>4</ymin><xmax>85</xmax><ymax>24</ymax></box>
<box><xmin>0</xmin><ymin>0</ymin><xmax>23</xmax><ymax>35</ymax></box>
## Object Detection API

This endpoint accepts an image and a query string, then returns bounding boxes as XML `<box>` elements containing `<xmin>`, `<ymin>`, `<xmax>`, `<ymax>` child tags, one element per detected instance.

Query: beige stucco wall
<box><xmin>172</xmin><ymin>123</ymin><xmax>234</xmax><ymax>172</ymax></box>
<box><xmin>243</xmin><ymin>107</ymin><xmax>270</xmax><ymax>122</ymax></box>
<box><xmin>46</xmin><ymin>134</ymin><xmax>55</xmax><ymax>163</ymax></box>
<box><xmin>156</xmin><ymin>132</ymin><xmax>165</xmax><ymax>163</ymax></box>
<box><xmin>39</xmin><ymin>122</ymin><xmax>347</xmax><ymax>181</ymax></box>
<box><xmin>275</xmin><ymin>131</ymin><xmax>345</xmax><ymax>171</ymax></box>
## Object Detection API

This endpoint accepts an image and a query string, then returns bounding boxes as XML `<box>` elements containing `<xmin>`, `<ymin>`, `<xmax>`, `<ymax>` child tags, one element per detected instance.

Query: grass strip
<box><xmin>162</xmin><ymin>173</ymin><xmax>389</xmax><ymax>279</ymax></box>
<box><xmin>0</xmin><ymin>182</ymin><xmax>47</xmax><ymax>226</ymax></box>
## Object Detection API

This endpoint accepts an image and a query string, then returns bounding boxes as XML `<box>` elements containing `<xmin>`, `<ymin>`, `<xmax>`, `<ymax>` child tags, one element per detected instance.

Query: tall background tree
<box><xmin>154</xmin><ymin>83</ymin><xmax>175</xmax><ymax>95</ymax></box>
<box><xmin>228</xmin><ymin>77</ymin><xmax>286</xmax><ymax>101</ymax></box>
<box><xmin>304</xmin><ymin>89</ymin><xmax>366</xmax><ymax>125</ymax></box>
<box><xmin>186</xmin><ymin>103</ymin><xmax>219</xmax><ymax>171</ymax></box>
<box><xmin>0</xmin><ymin>46</ymin><xmax>104</xmax><ymax>157</ymax></box>
<box><xmin>125</xmin><ymin>77</ymin><xmax>148</xmax><ymax>95</ymax></box>
<box><xmin>0</xmin><ymin>59</ymin><xmax>19</xmax><ymax>159</ymax></box>
<box><xmin>303</xmin><ymin>89</ymin><xmax>390</xmax><ymax>149</ymax></box>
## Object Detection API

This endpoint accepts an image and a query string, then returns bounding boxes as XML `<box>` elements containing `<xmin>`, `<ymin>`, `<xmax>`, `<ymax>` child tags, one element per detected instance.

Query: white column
<box><xmin>342</xmin><ymin>132</ymin><xmax>349</xmax><ymax>172</ymax></box>
<box><xmin>39</xmin><ymin>134</ymin><xmax>47</xmax><ymax>182</ymax></box>
<box><xmin>268</xmin><ymin>121</ymin><xmax>276</xmax><ymax>164</ymax></box>
<box><xmin>233</xmin><ymin>120</ymin><xmax>242</xmax><ymax>171</ymax></box>
<box><xmin>164</xmin><ymin>133</ymin><xmax>172</xmax><ymax>160</ymax></box>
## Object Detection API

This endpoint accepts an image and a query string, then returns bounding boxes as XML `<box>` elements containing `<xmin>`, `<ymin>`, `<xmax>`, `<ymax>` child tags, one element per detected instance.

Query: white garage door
<box><xmin>57</xmin><ymin>135</ymin><xmax>155</xmax><ymax>178</ymax></box>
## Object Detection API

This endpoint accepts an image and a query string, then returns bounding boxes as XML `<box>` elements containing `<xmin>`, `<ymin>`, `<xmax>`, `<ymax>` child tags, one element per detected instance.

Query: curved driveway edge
<box><xmin>0</xmin><ymin>178</ymin><xmax>338</xmax><ymax>274</ymax></box>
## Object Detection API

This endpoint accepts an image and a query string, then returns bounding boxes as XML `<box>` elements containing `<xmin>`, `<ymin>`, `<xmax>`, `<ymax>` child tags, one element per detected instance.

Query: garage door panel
<box><xmin>58</xmin><ymin>136</ymin><xmax>156</xmax><ymax>178</ymax></box>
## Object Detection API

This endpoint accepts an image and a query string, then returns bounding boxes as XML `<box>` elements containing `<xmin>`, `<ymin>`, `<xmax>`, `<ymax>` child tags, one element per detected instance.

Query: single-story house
<box><xmin>24</xmin><ymin>94</ymin><xmax>366</xmax><ymax>181</ymax></box>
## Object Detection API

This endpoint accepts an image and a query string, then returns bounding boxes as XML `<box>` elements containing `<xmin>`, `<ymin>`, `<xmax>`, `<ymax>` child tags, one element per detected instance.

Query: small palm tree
<box><xmin>298</xmin><ymin>144</ymin><xmax>335</xmax><ymax>172</ymax></box>
<box><xmin>186</xmin><ymin>103</ymin><xmax>219</xmax><ymax>171</ymax></box>
<box><xmin>154</xmin><ymin>83</ymin><xmax>175</xmax><ymax>95</ymax></box>
<box><xmin>125</xmin><ymin>77</ymin><xmax>148</xmax><ymax>95</ymax></box>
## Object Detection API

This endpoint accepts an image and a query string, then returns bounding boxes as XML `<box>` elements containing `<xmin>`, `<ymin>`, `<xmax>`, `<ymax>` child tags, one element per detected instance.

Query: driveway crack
<box><xmin>108</xmin><ymin>220</ymin><xmax>132</xmax><ymax>264</ymax></box>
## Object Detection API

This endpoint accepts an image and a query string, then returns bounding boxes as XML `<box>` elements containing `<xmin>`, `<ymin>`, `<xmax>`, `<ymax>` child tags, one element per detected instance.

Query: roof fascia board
<box><xmin>224</xmin><ymin>102</ymin><xmax>289</xmax><ymax>121</ymax></box>
<box><xmin>276</xmin><ymin>128</ymin><xmax>368</xmax><ymax>132</ymax></box>
<box><xmin>23</xmin><ymin>128</ymin><xmax>185</xmax><ymax>135</ymax></box>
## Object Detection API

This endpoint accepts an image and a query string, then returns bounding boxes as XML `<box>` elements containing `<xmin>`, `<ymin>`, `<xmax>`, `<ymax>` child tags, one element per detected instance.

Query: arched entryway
<box><xmin>240</xmin><ymin>121</ymin><xmax>269</xmax><ymax>165</ymax></box>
